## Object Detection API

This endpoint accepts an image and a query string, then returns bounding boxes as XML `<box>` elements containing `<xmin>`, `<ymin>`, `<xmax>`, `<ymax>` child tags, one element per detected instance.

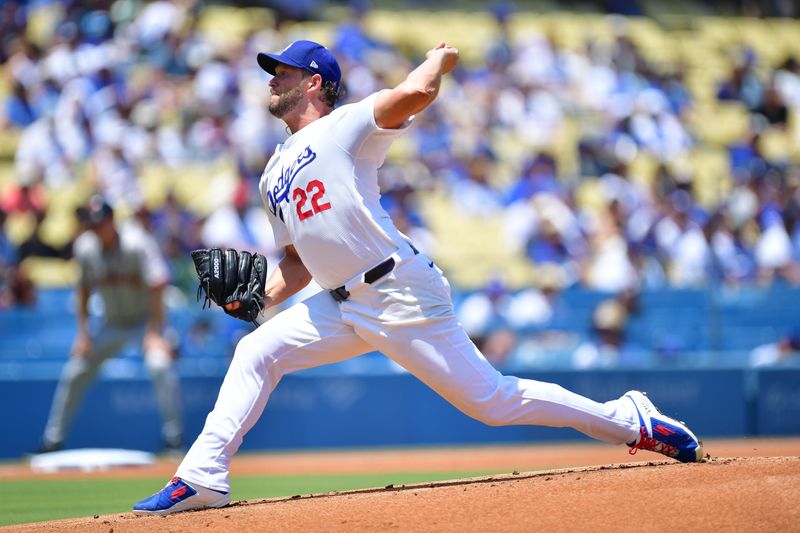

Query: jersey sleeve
<box><xmin>73</xmin><ymin>233</ymin><xmax>96</xmax><ymax>288</ymax></box>
<box><xmin>134</xmin><ymin>227</ymin><xmax>170</xmax><ymax>287</ymax></box>
<box><xmin>330</xmin><ymin>90</ymin><xmax>414</xmax><ymax>165</ymax></box>
<box><xmin>259</xmin><ymin>177</ymin><xmax>292</xmax><ymax>249</ymax></box>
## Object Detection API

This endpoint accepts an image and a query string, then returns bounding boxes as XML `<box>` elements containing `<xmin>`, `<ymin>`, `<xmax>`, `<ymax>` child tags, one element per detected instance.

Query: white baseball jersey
<box><xmin>176</xmin><ymin>88</ymin><xmax>644</xmax><ymax>494</ymax></box>
<box><xmin>74</xmin><ymin>220</ymin><xmax>169</xmax><ymax>326</ymax></box>
<box><xmin>258</xmin><ymin>91</ymin><xmax>412</xmax><ymax>290</ymax></box>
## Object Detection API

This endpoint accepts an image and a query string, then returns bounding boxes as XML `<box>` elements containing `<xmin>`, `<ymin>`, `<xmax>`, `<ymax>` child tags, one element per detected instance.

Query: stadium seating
<box><xmin>1</xmin><ymin>281</ymin><xmax>797</xmax><ymax>377</ymax></box>
<box><xmin>2</xmin><ymin>5</ymin><xmax>800</xmax><ymax>375</ymax></box>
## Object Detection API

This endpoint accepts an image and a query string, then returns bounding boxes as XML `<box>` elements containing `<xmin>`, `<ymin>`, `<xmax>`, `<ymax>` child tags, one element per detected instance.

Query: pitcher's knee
<box><xmin>231</xmin><ymin>330</ymin><xmax>284</xmax><ymax>380</ymax></box>
<box><xmin>460</xmin><ymin>399</ymin><xmax>509</xmax><ymax>426</ymax></box>
<box><xmin>232</xmin><ymin>333</ymin><xmax>265</xmax><ymax>365</ymax></box>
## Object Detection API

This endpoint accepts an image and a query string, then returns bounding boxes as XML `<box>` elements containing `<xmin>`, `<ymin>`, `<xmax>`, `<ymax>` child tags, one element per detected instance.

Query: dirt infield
<box><xmin>3</xmin><ymin>438</ymin><xmax>799</xmax><ymax>532</ymax></box>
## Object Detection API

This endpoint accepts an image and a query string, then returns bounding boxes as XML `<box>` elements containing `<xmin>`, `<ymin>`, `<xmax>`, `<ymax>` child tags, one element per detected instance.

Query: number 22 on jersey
<box><xmin>292</xmin><ymin>179</ymin><xmax>331</xmax><ymax>221</ymax></box>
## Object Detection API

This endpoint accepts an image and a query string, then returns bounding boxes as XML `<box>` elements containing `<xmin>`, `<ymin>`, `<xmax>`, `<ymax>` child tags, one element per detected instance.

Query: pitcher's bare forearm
<box><xmin>263</xmin><ymin>245</ymin><xmax>313</xmax><ymax>310</ymax></box>
<box><xmin>374</xmin><ymin>43</ymin><xmax>459</xmax><ymax>129</ymax></box>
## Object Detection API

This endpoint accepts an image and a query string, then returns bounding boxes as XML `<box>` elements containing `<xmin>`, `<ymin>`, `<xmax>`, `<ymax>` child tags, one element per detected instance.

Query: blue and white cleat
<box><xmin>133</xmin><ymin>477</ymin><xmax>231</xmax><ymax>516</ymax></box>
<box><xmin>624</xmin><ymin>390</ymin><xmax>704</xmax><ymax>463</ymax></box>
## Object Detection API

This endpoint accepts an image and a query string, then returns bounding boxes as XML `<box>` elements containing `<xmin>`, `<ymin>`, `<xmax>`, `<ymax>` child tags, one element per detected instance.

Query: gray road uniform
<box><xmin>41</xmin><ymin>220</ymin><xmax>182</xmax><ymax>450</ymax></box>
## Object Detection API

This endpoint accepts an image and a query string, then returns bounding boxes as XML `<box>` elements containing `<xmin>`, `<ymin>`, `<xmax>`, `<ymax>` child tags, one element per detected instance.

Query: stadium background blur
<box><xmin>1</xmin><ymin>0</ymin><xmax>799</xmax><ymax>457</ymax></box>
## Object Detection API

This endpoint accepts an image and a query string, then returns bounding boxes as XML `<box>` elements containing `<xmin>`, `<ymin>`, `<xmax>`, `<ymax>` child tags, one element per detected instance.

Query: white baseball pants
<box><xmin>177</xmin><ymin>253</ymin><xmax>639</xmax><ymax>492</ymax></box>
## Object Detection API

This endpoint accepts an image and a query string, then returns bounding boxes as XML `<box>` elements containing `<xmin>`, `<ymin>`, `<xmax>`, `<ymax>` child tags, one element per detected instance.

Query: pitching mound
<box><xmin>8</xmin><ymin>455</ymin><xmax>798</xmax><ymax>532</ymax></box>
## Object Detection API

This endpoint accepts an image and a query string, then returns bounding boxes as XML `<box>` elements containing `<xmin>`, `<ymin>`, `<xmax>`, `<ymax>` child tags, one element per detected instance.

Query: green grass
<box><xmin>0</xmin><ymin>471</ymin><xmax>501</xmax><ymax>526</ymax></box>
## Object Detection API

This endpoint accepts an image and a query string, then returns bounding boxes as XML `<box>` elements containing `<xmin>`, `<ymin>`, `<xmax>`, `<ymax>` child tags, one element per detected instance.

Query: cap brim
<box><xmin>257</xmin><ymin>52</ymin><xmax>305</xmax><ymax>75</ymax></box>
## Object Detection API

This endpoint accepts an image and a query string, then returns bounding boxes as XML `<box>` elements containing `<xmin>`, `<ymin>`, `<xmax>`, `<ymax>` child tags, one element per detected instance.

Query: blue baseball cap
<box><xmin>257</xmin><ymin>40</ymin><xmax>341</xmax><ymax>91</ymax></box>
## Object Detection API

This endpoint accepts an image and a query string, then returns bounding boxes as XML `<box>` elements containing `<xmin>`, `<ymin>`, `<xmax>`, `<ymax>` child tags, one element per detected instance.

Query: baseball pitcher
<box><xmin>134</xmin><ymin>40</ymin><xmax>702</xmax><ymax>515</ymax></box>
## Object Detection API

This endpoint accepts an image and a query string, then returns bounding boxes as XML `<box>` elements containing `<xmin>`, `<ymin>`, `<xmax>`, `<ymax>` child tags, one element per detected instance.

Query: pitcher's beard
<box><xmin>269</xmin><ymin>86</ymin><xmax>304</xmax><ymax>118</ymax></box>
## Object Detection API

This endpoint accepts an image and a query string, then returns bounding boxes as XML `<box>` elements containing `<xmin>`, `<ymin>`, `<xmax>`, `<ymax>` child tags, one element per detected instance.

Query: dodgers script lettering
<box><xmin>266</xmin><ymin>146</ymin><xmax>317</xmax><ymax>216</ymax></box>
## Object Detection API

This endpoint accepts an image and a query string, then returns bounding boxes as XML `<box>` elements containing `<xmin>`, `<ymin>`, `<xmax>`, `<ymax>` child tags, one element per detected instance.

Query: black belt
<box><xmin>330</xmin><ymin>244</ymin><xmax>419</xmax><ymax>303</ymax></box>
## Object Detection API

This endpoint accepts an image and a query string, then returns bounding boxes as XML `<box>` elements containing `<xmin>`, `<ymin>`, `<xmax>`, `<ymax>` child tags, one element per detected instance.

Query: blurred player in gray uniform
<box><xmin>36</xmin><ymin>196</ymin><xmax>183</xmax><ymax>454</ymax></box>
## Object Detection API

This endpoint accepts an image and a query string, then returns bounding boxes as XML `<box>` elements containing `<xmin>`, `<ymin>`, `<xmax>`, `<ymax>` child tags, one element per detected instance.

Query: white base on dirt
<box><xmin>29</xmin><ymin>448</ymin><xmax>155</xmax><ymax>473</ymax></box>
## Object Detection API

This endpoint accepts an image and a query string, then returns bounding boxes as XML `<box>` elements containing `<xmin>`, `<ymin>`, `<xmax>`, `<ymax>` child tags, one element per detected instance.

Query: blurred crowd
<box><xmin>1</xmin><ymin>0</ymin><xmax>799</xmax><ymax>367</ymax></box>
